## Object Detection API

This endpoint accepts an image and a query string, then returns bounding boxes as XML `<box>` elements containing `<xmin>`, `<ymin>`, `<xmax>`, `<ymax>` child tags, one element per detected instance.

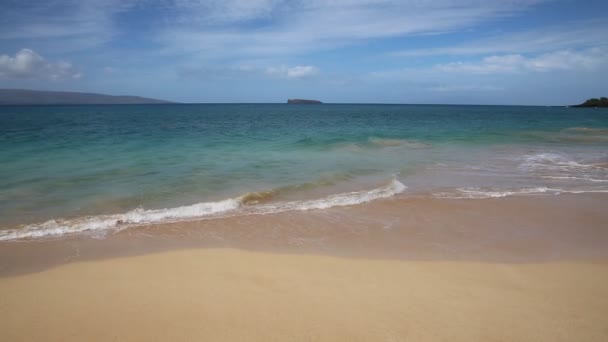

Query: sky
<box><xmin>0</xmin><ymin>0</ymin><xmax>607</xmax><ymax>105</ymax></box>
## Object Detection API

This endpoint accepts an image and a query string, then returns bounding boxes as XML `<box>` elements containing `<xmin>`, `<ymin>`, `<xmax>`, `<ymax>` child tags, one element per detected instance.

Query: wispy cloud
<box><xmin>103</xmin><ymin>66</ymin><xmax>117</xmax><ymax>74</ymax></box>
<box><xmin>0</xmin><ymin>49</ymin><xmax>81</xmax><ymax>80</ymax></box>
<box><xmin>177</xmin><ymin>64</ymin><xmax>319</xmax><ymax>80</ymax></box>
<box><xmin>0</xmin><ymin>0</ymin><xmax>140</xmax><ymax>51</ymax></box>
<box><xmin>172</xmin><ymin>0</ymin><xmax>282</xmax><ymax>24</ymax></box>
<box><xmin>435</xmin><ymin>47</ymin><xmax>608</xmax><ymax>74</ymax></box>
<box><xmin>265</xmin><ymin>65</ymin><xmax>319</xmax><ymax>79</ymax></box>
<box><xmin>390</xmin><ymin>19</ymin><xmax>608</xmax><ymax>57</ymax></box>
<box><xmin>156</xmin><ymin>0</ymin><xmax>550</xmax><ymax>59</ymax></box>
<box><xmin>0</xmin><ymin>1</ymin><xmax>552</xmax><ymax>58</ymax></box>
<box><xmin>428</xmin><ymin>84</ymin><xmax>503</xmax><ymax>92</ymax></box>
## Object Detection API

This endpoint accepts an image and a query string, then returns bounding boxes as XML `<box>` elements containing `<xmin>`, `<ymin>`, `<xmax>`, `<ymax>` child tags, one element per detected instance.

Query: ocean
<box><xmin>1</xmin><ymin>104</ymin><xmax>607</xmax><ymax>240</ymax></box>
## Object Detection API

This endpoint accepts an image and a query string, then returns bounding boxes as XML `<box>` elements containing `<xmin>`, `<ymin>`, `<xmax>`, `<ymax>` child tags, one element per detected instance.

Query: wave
<box><xmin>0</xmin><ymin>179</ymin><xmax>406</xmax><ymax>241</ymax></box>
<box><xmin>518</xmin><ymin>127</ymin><xmax>608</xmax><ymax>143</ymax></box>
<box><xmin>520</xmin><ymin>152</ymin><xmax>608</xmax><ymax>172</ymax></box>
<box><xmin>291</xmin><ymin>136</ymin><xmax>432</xmax><ymax>152</ymax></box>
<box><xmin>367</xmin><ymin>137</ymin><xmax>432</xmax><ymax>148</ymax></box>
<box><xmin>594</xmin><ymin>163</ymin><xmax>608</xmax><ymax>169</ymax></box>
<box><xmin>0</xmin><ymin>198</ymin><xmax>241</xmax><ymax>241</ymax></box>
<box><xmin>564</xmin><ymin>127</ymin><xmax>608</xmax><ymax>134</ymax></box>
<box><xmin>332</xmin><ymin>138</ymin><xmax>432</xmax><ymax>152</ymax></box>
<box><xmin>238</xmin><ymin>190</ymin><xmax>276</xmax><ymax>204</ymax></box>
<box><xmin>542</xmin><ymin>176</ymin><xmax>608</xmax><ymax>183</ymax></box>
<box><xmin>251</xmin><ymin>178</ymin><xmax>406</xmax><ymax>213</ymax></box>
<box><xmin>237</xmin><ymin>171</ymin><xmax>381</xmax><ymax>205</ymax></box>
<box><xmin>434</xmin><ymin>187</ymin><xmax>608</xmax><ymax>199</ymax></box>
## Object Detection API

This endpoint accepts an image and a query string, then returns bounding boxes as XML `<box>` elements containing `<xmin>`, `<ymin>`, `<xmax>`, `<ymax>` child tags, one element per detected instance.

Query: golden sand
<box><xmin>1</xmin><ymin>248</ymin><xmax>607</xmax><ymax>341</ymax></box>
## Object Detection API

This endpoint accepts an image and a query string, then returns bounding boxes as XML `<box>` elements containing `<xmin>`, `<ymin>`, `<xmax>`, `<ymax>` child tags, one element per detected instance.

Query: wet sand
<box><xmin>1</xmin><ymin>193</ymin><xmax>607</xmax><ymax>276</ymax></box>
<box><xmin>1</xmin><ymin>194</ymin><xmax>608</xmax><ymax>341</ymax></box>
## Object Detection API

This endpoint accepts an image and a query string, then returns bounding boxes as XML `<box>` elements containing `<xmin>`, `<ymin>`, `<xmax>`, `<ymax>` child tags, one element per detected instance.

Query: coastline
<box><xmin>2</xmin><ymin>193</ymin><xmax>608</xmax><ymax>276</ymax></box>
<box><xmin>1</xmin><ymin>193</ymin><xmax>608</xmax><ymax>340</ymax></box>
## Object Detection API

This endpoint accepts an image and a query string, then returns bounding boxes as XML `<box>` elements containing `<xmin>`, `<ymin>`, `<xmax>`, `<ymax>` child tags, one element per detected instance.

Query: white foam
<box><xmin>0</xmin><ymin>179</ymin><xmax>406</xmax><ymax>241</ymax></box>
<box><xmin>542</xmin><ymin>176</ymin><xmax>608</xmax><ymax>183</ymax></box>
<box><xmin>0</xmin><ymin>198</ymin><xmax>241</xmax><ymax>241</ymax></box>
<box><xmin>253</xmin><ymin>178</ymin><xmax>406</xmax><ymax>213</ymax></box>
<box><xmin>551</xmin><ymin>189</ymin><xmax>608</xmax><ymax>194</ymax></box>
<box><xmin>434</xmin><ymin>187</ymin><xmax>551</xmax><ymax>199</ymax></box>
<box><xmin>435</xmin><ymin>187</ymin><xmax>608</xmax><ymax>199</ymax></box>
<box><xmin>520</xmin><ymin>152</ymin><xmax>604</xmax><ymax>172</ymax></box>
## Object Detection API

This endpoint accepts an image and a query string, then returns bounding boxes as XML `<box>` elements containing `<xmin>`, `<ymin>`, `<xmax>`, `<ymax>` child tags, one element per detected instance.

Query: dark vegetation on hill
<box><xmin>572</xmin><ymin>97</ymin><xmax>608</xmax><ymax>108</ymax></box>
<box><xmin>287</xmin><ymin>99</ymin><xmax>323</xmax><ymax>104</ymax></box>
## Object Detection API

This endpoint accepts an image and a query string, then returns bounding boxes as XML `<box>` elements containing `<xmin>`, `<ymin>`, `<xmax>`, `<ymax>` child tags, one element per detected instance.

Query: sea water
<box><xmin>1</xmin><ymin>104</ymin><xmax>607</xmax><ymax>240</ymax></box>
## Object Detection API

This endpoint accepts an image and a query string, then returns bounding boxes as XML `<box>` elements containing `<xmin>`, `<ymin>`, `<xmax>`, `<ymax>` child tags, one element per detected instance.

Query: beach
<box><xmin>1</xmin><ymin>193</ymin><xmax>608</xmax><ymax>341</ymax></box>
<box><xmin>2</xmin><ymin>0</ymin><xmax>608</xmax><ymax>339</ymax></box>
<box><xmin>2</xmin><ymin>250</ymin><xmax>607</xmax><ymax>341</ymax></box>
<box><xmin>1</xmin><ymin>104</ymin><xmax>607</xmax><ymax>340</ymax></box>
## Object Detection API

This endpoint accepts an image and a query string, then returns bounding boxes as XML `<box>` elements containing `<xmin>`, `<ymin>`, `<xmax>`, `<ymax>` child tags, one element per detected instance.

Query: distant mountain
<box><xmin>287</xmin><ymin>99</ymin><xmax>322</xmax><ymax>104</ymax></box>
<box><xmin>0</xmin><ymin>89</ymin><xmax>174</xmax><ymax>105</ymax></box>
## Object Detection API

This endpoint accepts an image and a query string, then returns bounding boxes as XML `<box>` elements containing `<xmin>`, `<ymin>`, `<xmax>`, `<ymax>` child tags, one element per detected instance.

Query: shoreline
<box><xmin>2</xmin><ymin>193</ymin><xmax>607</xmax><ymax>341</ymax></box>
<box><xmin>2</xmin><ymin>193</ymin><xmax>607</xmax><ymax>277</ymax></box>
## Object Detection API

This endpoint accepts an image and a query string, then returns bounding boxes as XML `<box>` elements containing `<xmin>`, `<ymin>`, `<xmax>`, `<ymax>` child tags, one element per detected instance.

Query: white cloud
<box><xmin>0</xmin><ymin>49</ymin><xmax>81</xmax><ymax>80</ymax></box>
<box><xmin>177</xmin><ymin>63</ymin><xmax>319</xmax><ymax>80</ymax></box>
<box><xmin>362</xmin><ymin>45</ymin><xmax>607</xmax><ymax>105</ymax></box>
<box><xmin>265</xmin><ymin>65</ymin><xmax>319</xmax><ymax>79</ymax></box>
<box><xmin>435</xmin><ymin>48</ymin><xmax>608</xmax><ymax>74</ymax></box>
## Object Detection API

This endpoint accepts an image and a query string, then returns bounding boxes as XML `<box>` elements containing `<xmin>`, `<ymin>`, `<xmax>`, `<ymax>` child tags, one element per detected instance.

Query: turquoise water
<box><xmin>1</xmin><ymin>104</ymin><xmax>607</xmax><ymax>239</ymax></box>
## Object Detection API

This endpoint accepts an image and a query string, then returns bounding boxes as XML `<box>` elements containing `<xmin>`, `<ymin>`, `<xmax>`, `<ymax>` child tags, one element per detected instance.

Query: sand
<box><xmin>2</xmin><ymin>194</ymin><xmax>607</xmax><ymax>341</ymax></box>
<box><xmin>1</xmin><ymin>248</ymin><xmax>608</xmax><ymax>341</ymax></box>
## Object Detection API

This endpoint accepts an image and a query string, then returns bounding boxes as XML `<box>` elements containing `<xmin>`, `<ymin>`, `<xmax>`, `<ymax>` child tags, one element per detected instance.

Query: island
<box><xmin>0</xmin><ymin>89</ymin><xmax>174</xmax><ymax>105</ymax></box>
<box><xmin>571</xmin><ymin>97</ymin><xmax>608</xmax><ymax>108</ymax></box>
<box><xmin>287</xmin><ymin>99</ymin><xmax>322</xmax><ymax>104</ymax></box>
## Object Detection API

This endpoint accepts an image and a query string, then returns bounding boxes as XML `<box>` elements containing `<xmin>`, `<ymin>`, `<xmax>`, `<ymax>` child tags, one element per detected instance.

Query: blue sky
<box><xmin>0</xmin><ymin>0</ymin><xmax>606</xmax><ymax>104</ymax></box>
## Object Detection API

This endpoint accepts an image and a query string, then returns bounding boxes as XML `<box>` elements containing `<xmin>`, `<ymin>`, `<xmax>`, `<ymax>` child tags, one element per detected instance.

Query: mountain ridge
<box><xmin>0</xmin><ymin>89</ymin><xmax>174</xmax><ymax>105</ymax></box>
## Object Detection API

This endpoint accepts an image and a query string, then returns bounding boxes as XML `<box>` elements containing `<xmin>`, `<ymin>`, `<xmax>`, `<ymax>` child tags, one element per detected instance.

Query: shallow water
<box><xmin>1</xmin><ymin>104</ymin><xmax>607</xmax><ymax>239</ymax></box>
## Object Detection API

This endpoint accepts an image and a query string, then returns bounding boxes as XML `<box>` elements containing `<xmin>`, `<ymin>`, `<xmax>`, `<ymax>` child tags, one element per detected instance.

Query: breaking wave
<box><xmin>519</xmin><ymin>152</ymin><xmax>608</xmax><ymax>181</ymax></box>
<box><xmin>0</xmin><ymin>179</ymin><xmax>406</xmax><ymax>241</ymax></box>
<box><xmin>434</xmin><ymin>187</ymin><xmax>608</xmax><ymax>199</ymax></box>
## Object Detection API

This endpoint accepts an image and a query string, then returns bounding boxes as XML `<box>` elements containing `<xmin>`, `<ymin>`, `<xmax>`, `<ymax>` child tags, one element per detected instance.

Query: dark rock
<box><xmin>287</xmin><ymin>99</ymin><xmax>322</xmax><ymax>104</ymax></box>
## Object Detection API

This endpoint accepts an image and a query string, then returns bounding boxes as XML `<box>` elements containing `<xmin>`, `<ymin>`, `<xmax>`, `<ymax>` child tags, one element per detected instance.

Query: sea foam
<box><xmin>0</xmin><ymin>179</ymin><xmax>406</xmax><ymax>241</ymax></box>
<box><xmin>434</xmin><ymin>187</ymin><xmax>608</xmax><ymax>199</ymax></box>
<box><xmin>0</xmin><ymin>198</ymin><xmax>241</xmax><ymax>241</ymax></box>
<box><xmin>253</xmin><ymin>178</ymin><xmax>406</xmax><ymax>213</ymax></box>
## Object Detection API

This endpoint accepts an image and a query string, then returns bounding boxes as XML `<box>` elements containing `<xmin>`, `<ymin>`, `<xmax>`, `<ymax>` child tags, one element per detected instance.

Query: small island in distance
<box><xmin>287</xmin><ymin>99</ymin><xmax>323</xmax><ymax>104</ymax></box>
<box><xmin>572</xmin><ymin>97</ymin><xmax>608</xmax><ymax>108</ymax></box>
<box><xmin>0</xmin><ymin>89</ymin><xmax>173</xmax><ymax>105</ymax></box>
